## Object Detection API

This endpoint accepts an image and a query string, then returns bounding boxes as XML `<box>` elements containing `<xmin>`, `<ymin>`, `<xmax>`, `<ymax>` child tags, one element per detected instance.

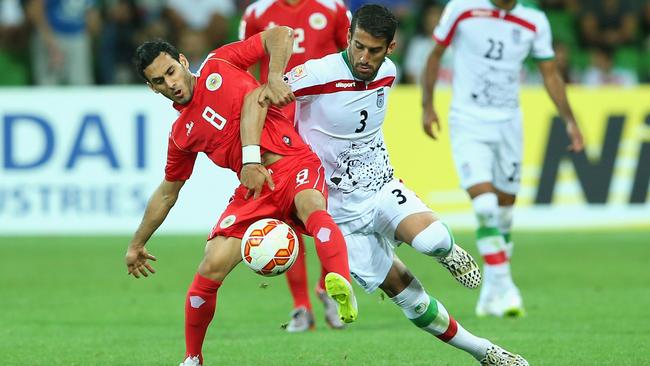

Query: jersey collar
<box><xmin>341</xmin><ymin>50</ymin><xmax>384</xmax><ymax>82</ymax></box>
<box><xmin>341</xmin><ymin>50</ymin><xmax>355</xmax><ymax>76</ymax></box>
<box><xmin>489</xmin><ymin>0</ymin><xmax>518</xmax><ymax>12</ymax></box>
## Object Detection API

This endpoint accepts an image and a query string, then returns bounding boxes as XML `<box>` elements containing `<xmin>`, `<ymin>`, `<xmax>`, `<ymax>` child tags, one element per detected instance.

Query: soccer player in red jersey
<box><xmin>240</xmin><ymin>0</ymin><xmax>351</xmax><ymax>332</ymax></box>
<box><xmin>124</xmin><ymin>26</ymin><xmax>357</xmax><ymax>366</ymax></box>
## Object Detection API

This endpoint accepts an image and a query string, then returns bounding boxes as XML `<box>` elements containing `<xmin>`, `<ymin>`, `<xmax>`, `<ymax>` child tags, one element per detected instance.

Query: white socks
<box><xmin>411</xmin><ymin>221</ymin><xmax>454</xmax><ymax>257</ymax></box>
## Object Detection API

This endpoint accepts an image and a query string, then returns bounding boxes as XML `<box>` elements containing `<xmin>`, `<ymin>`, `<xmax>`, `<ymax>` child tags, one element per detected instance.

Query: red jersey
<box><xmin>239</xmin><ymin>0</ymin><xmax>350</xmax><ymax>83</ymax></box>
<box><xmin>164</xmin><ymin>33</ymin><xmax>310</xmax><ymax>181</ymax></box>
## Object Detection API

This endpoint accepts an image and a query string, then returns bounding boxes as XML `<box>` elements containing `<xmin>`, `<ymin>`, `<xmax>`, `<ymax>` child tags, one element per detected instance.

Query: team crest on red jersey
<box><xmin>309</xmin><ymin>12</ymin><xmax>327</xmax><ymax>30</ymax></box>
<box><xmin>206</xmin><ymin>73</ymin><xmax>223</xmax><ymax>91</ymax></box>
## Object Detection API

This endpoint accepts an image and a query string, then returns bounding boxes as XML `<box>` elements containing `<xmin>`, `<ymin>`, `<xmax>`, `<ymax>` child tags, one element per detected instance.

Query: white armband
<box><xmin>242</xmin><ymin>144</ymin><xmax>261</xmax><ymax>165</ymax></box>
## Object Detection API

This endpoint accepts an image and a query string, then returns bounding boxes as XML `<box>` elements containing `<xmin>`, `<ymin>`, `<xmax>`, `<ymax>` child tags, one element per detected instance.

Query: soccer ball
<box><xmin>241</xmin><ymin>218</ymin><xmax>299</xmax><ymax>276</ymax></box>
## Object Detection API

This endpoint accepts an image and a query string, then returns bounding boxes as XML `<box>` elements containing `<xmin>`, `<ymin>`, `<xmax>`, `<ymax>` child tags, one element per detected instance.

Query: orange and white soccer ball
<box><xmin>241</xmin><ymin>218</ymin><xmax>299</xmax><ymax>276</ymax></box>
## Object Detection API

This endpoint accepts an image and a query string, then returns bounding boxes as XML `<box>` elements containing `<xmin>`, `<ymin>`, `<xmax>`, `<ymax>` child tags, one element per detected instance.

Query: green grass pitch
<box><xmin>1</xmin><ymin>231</ymin><xmax>649</xmax><ymax>365</ymax></box>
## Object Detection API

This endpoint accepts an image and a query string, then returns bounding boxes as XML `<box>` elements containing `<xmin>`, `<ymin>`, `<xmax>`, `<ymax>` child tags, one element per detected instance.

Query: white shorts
<box><xmin>449</xmin><ymin>115</ymin><xmax>523</xmax><ymax>195</ymax></box>
<box><xmin>336</xmin><ymin>179</ymin><xmax>430</xmax><ymax>293</ymax></box>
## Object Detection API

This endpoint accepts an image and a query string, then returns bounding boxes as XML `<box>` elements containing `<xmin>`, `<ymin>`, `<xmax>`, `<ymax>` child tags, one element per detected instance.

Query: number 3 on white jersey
<box><xmin>202</xmin><ymin>106</ymin><xmax>227</xmax><ymax>130</ymax></box>
<box><xmin>293</xmin><ymin>28</ymin><xmax>305</xmax><ymax>54</ymax></box>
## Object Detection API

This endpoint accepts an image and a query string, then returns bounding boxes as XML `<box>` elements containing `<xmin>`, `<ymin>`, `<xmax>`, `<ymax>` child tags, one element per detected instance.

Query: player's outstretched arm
<box><xmin>125</xmin><ymin>179</ymin><xmax>185</xmax><ymax>278</ymax></box>
<box><xmin>538</xmin><ymin>59</ymin><xmax>585</xmax><ymax>152</ymax></box>
<box><xmin>260</xmin><ymin>26</ymin><xmax>295</xmax><ymax>107</ymax></box>
<box><xmin>421</xmin><ymin>43</ymin><xmax>447</xmax><ymax>140</ymax></box>
<box><xmin>240</xmin><ymin>86</ymin><xmax>275</xmax><ymax>200</ymax></box>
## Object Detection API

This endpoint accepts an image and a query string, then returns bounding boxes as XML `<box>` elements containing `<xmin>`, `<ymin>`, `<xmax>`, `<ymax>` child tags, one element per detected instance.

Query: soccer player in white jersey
<box><xmin>421</xmin><ymin>0</ymin><xmax>584</xmax><ymax>318</ymax></box>
<box><xmin>245</xmin><ymin>5</ymin><xmax>528</xmax><ymax>365</ymax></box>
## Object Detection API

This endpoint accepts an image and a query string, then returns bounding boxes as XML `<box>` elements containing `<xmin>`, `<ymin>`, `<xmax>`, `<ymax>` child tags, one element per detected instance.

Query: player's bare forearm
<box><xmin>421</xmin><ymin>44</ymin><xmax>446</xmax><ymax>109</ymax></box>
<box><xmin>261</xmin><ymin>26</ymin><xmax>294</xmax><ymax>80</ymax></box>
<box><xmin>539</xmin><ymin>60</ymin><xmax>584</xmax><ymax>152</ymax></box>
<box><xmin>129</xmin><ymin>179</ymin><xmax>184</xmax><ymax>248</ymax></box>
<box><xmin>241</xmin><ymin>86</ymin><xmax>268</xmax><ymax>147</ymax></box>
<box><xmin>260</xmin><ymin>26</ymin><xmax>295</xmax><ymax>107</ymax></box>
<box><xmin>421</xmin><ymin>44</ymin><xmax>446</xmax><ymax>139</ymax></box>
<box><xmin>539</xmin><ymin>59</ymin><xmax>576</xmax><ymax>124</ymax></box>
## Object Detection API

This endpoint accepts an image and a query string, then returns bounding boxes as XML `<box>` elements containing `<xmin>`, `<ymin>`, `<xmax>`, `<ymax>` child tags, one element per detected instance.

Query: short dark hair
<box><xmin>134</xmin><ymin>39</ymin><xmax>180</xmax><ymax>82</ymax></box>
<box><xmin>350</xmin><ymin>4</ymin><xmax>398</xmax><ymax>45</ymax></box>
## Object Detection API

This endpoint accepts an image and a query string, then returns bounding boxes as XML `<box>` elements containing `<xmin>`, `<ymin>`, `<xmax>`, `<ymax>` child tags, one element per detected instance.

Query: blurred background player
<box><xmin>265</xmin><ymin>5</ymin><xmax>527</xmax><ymax>364</ymax></box>
<box><xmin>239</xmin><ymin>0</ymin><xmax>351</xmax><ymax>332</ymax></box>
<box><xmin>421</xmin><ymin>0</ymin><xmax>585</xmax><ymax>318</ymax></box>
<box><xmin>126</xmin><ymin>27</ymin><xmax>358</xmax><ymax>366</ymax></box>
<box><xmin>25</xmin><ymin>0</ymin><xmax>100</xmax><ymax>85</ymax></box>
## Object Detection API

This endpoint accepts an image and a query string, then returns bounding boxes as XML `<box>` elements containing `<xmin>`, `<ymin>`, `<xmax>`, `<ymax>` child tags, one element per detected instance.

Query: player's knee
<box><xmin>472</xmin><ymin>192</ymin><xmax>499</xmax><ymax>228</ymax></box>
<box><xmin>411</xmin><ymin>220</ymin><xmax>453</xmax><ymax>257</ymax></box>
<box><xmin>294</xmin><ymin>189</ymin><xmax>327</xmax><ymax>222</ymax></box>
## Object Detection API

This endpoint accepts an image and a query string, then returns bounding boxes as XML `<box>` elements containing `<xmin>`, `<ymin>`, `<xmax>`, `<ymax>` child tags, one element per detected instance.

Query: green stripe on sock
<box><xmin>410</xmin><ymin>297</ymin><xmax>439</xmax><ymax>328</ymax></box>
<box><xmin>503</xmin><ymin>232</ymin><xmax>511</xmax><ymax>243</ymax></box>
<box><xmin>476</xmin><ymin>226</ymin><xmax>501</xmax><ymax>240</ymax></box>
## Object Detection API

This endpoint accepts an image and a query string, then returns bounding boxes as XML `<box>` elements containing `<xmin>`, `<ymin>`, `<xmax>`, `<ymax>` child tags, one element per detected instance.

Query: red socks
<box><xmin>185</xmin><ymin>273</ymin><xmax>221</xmax><ymax>363</ymax></box>
<box><xmin>285</xmin><ymin>234</ymin><xmax>312</xmax><ymax>310</ymax></box>
<box><xmin>304</xmin><ymin>210</ymin><xmax>351</xmax><ymax>282</ymax></box>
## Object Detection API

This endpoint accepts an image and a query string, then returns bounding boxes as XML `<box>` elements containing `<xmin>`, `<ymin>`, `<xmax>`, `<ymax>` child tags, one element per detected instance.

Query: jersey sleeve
<box><xmin>531</xmin><ymin>14</ymin><xmax>555</xmax><ymax>60</ymax></box>
<box><xmin>333</xmin><ymin>2</ymin><xmax>351</xmax><ymax>49</ymax></box>
<box><xmin>433</xmin><ymin>0</ymin><xmax>464</xmax><ymax>47</ymax></box>
<box><xmin>285</xmin><ymin>61</ymin><xmax>320</xmax><ymax>102</ymax></box>
<box><xmin>238</xmin><ymin>6</ymin><xmax>259</xmax><ymax>41</ymax></box>
<box><xmin>164</xmin><ymin>135</ymin><xmax>198</xmax><ymax>181</ymax></box>
<box><xmin>212</xmin><ymin>33</ymin><xmax>265</xmax><ymax>70</ymax></box>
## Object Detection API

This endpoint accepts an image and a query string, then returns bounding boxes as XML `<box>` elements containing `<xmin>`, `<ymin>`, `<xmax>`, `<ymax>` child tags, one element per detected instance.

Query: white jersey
<box><xmin>286</xmin><ymin>52</ymin><xmax>397</xmax><ymax>223</ymax></box>
<box><xmin>434</xmin><ymin>0</ymin><xmax>554</xmax><ymax>121</ymax></box>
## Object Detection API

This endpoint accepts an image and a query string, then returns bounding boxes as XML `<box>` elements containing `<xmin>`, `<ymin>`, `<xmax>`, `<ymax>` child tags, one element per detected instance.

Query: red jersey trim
<box><xmin>438</xmin><ymin>9</ymin><xmax>537</xmax><ymax>46</ymax></box>
<box><xmin>170</xmin><ymin>135</ymin><xmax>191</xmax><ymax>153</ymax></box>
<box><xmin>294</xmin><ymin>76</ymin><xmax>395</xmax><ymax>97</ymax></box>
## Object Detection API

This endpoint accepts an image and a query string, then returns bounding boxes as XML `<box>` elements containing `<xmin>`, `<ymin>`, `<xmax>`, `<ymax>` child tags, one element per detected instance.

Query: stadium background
<box><xmin>1</xmin><ymin>0</ymin><xmax>649</xmax><ymax>365</ymax></box>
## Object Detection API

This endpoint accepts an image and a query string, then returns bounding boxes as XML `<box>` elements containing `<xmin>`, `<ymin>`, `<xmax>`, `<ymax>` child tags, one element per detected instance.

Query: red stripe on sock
<box><xmin>483</xmin><ymin>251</ymin><xmax>508</xmax><ymax>265</ymax></box>
<box><xmin>436</xmin><ymin>316</ymin><xmax>458</xmax><ymax>342</ymax></box>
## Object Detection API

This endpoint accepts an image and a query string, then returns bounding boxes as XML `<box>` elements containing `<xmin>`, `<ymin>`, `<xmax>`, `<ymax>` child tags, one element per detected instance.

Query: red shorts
<box><xmin>209</xmin><ymin>151</ymin><xmax>327</xmax><ymax>240</ymax></box>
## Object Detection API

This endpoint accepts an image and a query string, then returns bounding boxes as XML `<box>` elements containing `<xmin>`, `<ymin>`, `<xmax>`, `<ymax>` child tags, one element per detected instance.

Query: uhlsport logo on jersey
<box><xmin>309</xmin><ymin>12</ymin><xmax>327</xmax><ymax>30</ymax></box>
<box><xmin>377</xmin><ymin>88</ymin><xmax>385</xmax><ymax>108</ymax></box>
<box><xmin>336</xmin><ymin>81</ymin><xmax>356</xmax><ymax>89</ymax></box>
<box><xmin>206</xmin><ymin>73</ymin><xmax>222</xmax><ymax>91</ymax></box>
<box><xmin>185</xmin><ymin>121</ymin><xmax>194</xmax><ymax>136</ymax></box>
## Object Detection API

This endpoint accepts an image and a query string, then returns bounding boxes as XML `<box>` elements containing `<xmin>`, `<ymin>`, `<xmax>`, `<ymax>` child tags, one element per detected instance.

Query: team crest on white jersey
<box><xmin>206</xmin><ymin>73</ymin><xmax>222</xmax><ymax>91</ymax></box>
<box><xmin>309</xmin><ymin>12</ymin><xmax>327</xmax><ymax>30</ymax></box>
<box><xmin>376</xmin><ymin>88</ymin><xmax>385</xmax><ymax>108</ymax></box>
<box><xmin>287</xmin><ymin>65</ymin><xmax>307</xmax><ymax>83</ymax></box>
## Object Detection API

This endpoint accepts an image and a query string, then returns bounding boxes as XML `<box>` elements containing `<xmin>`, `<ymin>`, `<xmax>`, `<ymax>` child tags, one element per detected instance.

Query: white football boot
<box><xmin>316</xmin><ymin>286</ymin><xmax>346</xmax><ymax>329</ymax></box>
<box><xmin>476</xmin><ymin>283</ymin><xmax>525</xmax><ymax>317</ymax></box>
<box><xmin>179</xmin><ymin>356</ymin><xmax>201</xmax><ymax>366</ymax></box>
<box><xmin>479</xmin><ymin>345</ymin><xmax>529</xmax><ymax>366</ymax></box>
<box><xmin>285</xmin><ymin>306</ymin><xmax>315</xmax><ymax>332</ymax></box>
<box><xmin>437</xmin><ymin>244</ymin><xmax>482</xmax><ymax>289</ymax></box>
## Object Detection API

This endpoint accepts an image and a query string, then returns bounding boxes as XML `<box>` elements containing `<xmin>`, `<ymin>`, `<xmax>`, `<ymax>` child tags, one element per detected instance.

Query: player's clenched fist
<box><xmin>260</xmin><ymin>77</ymin><xmax>295</xmax><ymax>107</ymax></box>
<box><xmin>125</xmin><ymin>245</ymin><xmax>157</xmax><ymax>279</ymax></box>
